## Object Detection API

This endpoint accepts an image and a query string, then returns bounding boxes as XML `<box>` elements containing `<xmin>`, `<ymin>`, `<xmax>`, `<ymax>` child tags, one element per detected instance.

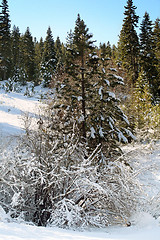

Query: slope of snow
<box><xmin>0</xmin><ymin>218</ymin><xmax>160</xmax><ymax>240</ymax></box>
<box><xmin>0</xmin><ymin>88</ymin><xmax>46</xmax><ymax>136</ymax></box>
<box><xmin>0</xmin><ymin>87</ymin><xmax>160</xmax><ymax>240</ymax></box>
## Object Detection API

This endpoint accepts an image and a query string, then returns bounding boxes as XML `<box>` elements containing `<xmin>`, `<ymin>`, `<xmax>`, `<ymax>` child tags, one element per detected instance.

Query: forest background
<box><xmin>0</xmin><ymin>0</ymin><xmax>160</xmax><ymax>228</ymax></box>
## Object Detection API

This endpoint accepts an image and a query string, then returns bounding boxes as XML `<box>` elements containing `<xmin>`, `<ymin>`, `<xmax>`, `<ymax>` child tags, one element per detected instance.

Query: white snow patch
<box><xmin>98</xmin><ymin>86</ymin><xmax>103</xmax><ymax>100</ymax></box>
<box><xmin>99</xmin><ymin>127</ymin><xmax>104</xmax><ymax>137</ymax></box>
<box><xmin>90</xmin><ymin>127</ymin><xmax>96</xmax><ymax>138</ymax></box>
<box><xmin>104</xmin><ymin>79</ymin><xmax>110</xmax><ymax>86</ymax></box>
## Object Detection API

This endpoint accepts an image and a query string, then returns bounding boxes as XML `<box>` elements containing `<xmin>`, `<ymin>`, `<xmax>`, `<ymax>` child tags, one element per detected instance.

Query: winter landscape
<box><xmin>0</xmin><ymin>0</ymin><xmax>160</xmax><ymax>239</ymax></box>
<box><xmin>0</xmin><ymin>82</ymin><xmax>160</xmax><ymax>240</ymax></box>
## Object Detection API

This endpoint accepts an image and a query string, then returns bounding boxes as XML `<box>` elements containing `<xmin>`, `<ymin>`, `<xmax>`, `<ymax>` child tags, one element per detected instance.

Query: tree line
<box><xmin>0</xmin><ymin>0</ymin><xmax>160</xmax><ymax>227</ymax></box>
<box><xmin>0</xmin><ymin>0</ymin><xmax>160</xmax><ymax>145</ymax></box>
<box><xmin>0</xmin><ymin>1</ymin><xmax>159</xmax><ymax>94</ymax></box>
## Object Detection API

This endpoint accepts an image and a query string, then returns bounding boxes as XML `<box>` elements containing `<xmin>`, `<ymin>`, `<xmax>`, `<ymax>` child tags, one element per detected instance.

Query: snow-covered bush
<box><xmin>0</xmin><ymin>121</ymin><xmax>143</xmax><ymax>229</ymax></box>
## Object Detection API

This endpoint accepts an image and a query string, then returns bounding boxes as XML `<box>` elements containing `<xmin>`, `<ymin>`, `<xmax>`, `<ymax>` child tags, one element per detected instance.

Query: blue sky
<box><xmin>8</xmin><ymin>0</ymin><xmax>160</xmax><ymax>45</ymax></box>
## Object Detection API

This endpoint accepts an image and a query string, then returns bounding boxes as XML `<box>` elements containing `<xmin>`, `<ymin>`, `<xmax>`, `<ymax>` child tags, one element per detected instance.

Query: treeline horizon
<box><xmin>0</xmin><ymin>0</ymin><xmax>160</xmax><ymax>101</ymax></box>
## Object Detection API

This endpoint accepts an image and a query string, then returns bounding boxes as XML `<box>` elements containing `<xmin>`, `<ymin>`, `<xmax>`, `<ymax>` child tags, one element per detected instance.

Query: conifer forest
<box><xmin>0</xmin><ymin>0</ymin><xmax>160</xmax><ymax>229</ymax></box>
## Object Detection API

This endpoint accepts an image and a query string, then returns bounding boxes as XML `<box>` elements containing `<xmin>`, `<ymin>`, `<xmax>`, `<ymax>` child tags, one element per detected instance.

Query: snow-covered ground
<box><xmin>0</xmin><ymin>85</ymin><xmax>160</xmax><ymax>240</ymax></box>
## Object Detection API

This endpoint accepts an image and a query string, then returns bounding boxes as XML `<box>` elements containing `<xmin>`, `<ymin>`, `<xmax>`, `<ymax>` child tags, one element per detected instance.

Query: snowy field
<box><xmin>0</xmin><ymin>85</ymin><xmax>160</xmax><ymax>239</ymax></box>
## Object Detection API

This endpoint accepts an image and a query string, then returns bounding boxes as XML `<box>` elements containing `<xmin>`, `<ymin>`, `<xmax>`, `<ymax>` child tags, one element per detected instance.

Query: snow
<box><xmin>0</xmin><ymin>87</ymin><xmax>46</xmax><ymax>136</ymax></box>
<box><xmin>104</xmin><ymin>79</ymin><xmax>110</xmax><ymax>86</ymax></box>
<box><xmin>107</xmin><ymin>91</ymin><xmax>116</xmax><ymax>98</ymax></box>
<box><xmin>0</xmin><ymin>217</ymin><xmax>159</xmax><ymax>240</ymax></box>
<box><xmin>98</xmin><ymin>86</ymin><xmax>103</xmax><ymax>100</ymax></box>
<box><xmin>90</xmin><ymin>126</ymin><xmax>96</xmax><ymax>138</ymax></box>
<box><xmin>0</xmin><ymin>84</ymin><xmax>160</xmax><ymax>239</ymax></box>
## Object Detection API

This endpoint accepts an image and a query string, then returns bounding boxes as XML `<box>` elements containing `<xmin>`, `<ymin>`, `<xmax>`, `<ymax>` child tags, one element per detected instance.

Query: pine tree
<box><xmin>53</xmin><ymin>14</ymin><xmax>133</xmax><ymax>160</ymax></box>
<box><xmin>118</xmin><ymin>0</ymin><xmax>139</xmax><ymax>84</ymax></box>
<box><xmin>10</xmin><ymin>25</ymin><xmax>20</xmax><ymax>81</ymax></box>
<box><xmin>41</xmin><ymin>27</ymin><xmax>56</xmax><ymax>87</ymax></box>
<box><xmin>106</xmin><ymin>41</ymin><xmax>112</xmax><ymax>57</ymax></box>
<box><xmin>139</xmin><ymin>12</ymin><xmax>158</xmax><ymax>100</ymax></box>
<box><xmin>111</xmin><ymin>44</ymin><xmax>118</xmax><ymax>60</ymax></box>
<box><xmin>34</xmin><ymin>37</ymin><xmax>44</xmax><ymax>84</ymax></box>
<box><xmin>19</xmin><ymin>27</ymin><xmax>36</xmax><ymax>84</ymax></box>
<box><xmin>67</xmin><ymin>14</ymin><xmax>95</xmax><ymax>139</ymax></box>
<box><xmin>153</xmin><ymin>18</ymin><xmax>160</xmax><ymax>97</ymax></box>
<box><xmin>0</xmin><ymin>0</ymin><xmax>11</xmax><ymax>80</ymax></box>
<box><xmin>87</xmin><ymin>48</ymin><xmax>132</xmax><ymax>159</ymax></box>
<box><xmin>132</xmin><ymin>70</ymin><xmax>152</xmax><ymax>131</ymax></box>
<box><xmin>54</xmin><ymin>36</ymin><xmax>65</xmax><ymax>72</ymax></box>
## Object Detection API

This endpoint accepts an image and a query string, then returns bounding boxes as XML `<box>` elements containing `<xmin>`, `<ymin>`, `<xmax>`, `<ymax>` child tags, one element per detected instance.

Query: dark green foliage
<box><xmin>59</xmin><ymin>14</ymin><xmax>96</xmax><ymax>140</ymax></box>
<box><xmin>41</xmin><ymin>27</ymin><xmax>57</xmax><ymax>87</ymax></box>
<box><xmin>34</xmin><ymin>37</ymin><xmax>44</xmax><ymax>85</ymax></box>
<box><xmin>10</xmin><ymin>25</ymin><xmax>20</xmax><ymax>81</ymax></box>
<box><xmin>55</xmin><ymin>36</ymin><xmax>65</xmax><ymax>72</ymax></box>
<box><xmin>53</xmin><ymin>14</ymin><xmax>133</xmax><ymax>161</ymax></box>
<box><xmin>139</xmin><ymin>12</ymin><xmax>159</xmax><ymax>100</ymax></box>
<box><xmin>19</xmin><ymin>27</ymin><xmax>36</xmax><ymax>84</ymax></box>
<box><xmin>87</xmin><ymin>50</ymin><xmax>132</xmax><ymax>160</ymax></box>
<box><xmin>0</xmin><ymin>0</ymin><xmax>11</xmax><ymax>80</ymax></box>
<box><xmin>153</xmin><ymin>18</ymin><xmax>160</xmax><ymax>97</ymax></box>
<box><xmin>118</xmin><ymin>0</ymin><xmax>139</xmax><ymax>84</ymax></box>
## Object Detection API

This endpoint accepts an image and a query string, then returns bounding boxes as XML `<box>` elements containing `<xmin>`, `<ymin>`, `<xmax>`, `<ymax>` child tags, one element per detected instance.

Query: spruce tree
<box><xmin>0</xmin><ymin>0</ymin><xmax>11</xmax><ymax>80</ymax></box>
<box><xmin>153</xmin><ymin>18</ymin><xmax>160</xmax><ymax>97</ymax></box>
<box><xmin>10</xmin><ymin>25</ymin><xmax>20</xmax><ymax>81</ymax></box>
<box><xmin>139</xmin><ymin>12</ymin><xmax>158</xmax><ymax>100</ymax></box>
<box><xmin>55</xmin><ymin>36</ymin><xmax>65</xmax><ymax>72</ymax></box>
<box><xmin>87</xmin><ymin>48</ymin><xmax>132</xmax><ymax>160</ymax></box>
<box><xmin>53</xmin><ymin>14</ymin><xmax>133</xmax><ymax>160</ymax></box>
<box><xmin>132</xmin><ymin>70</ymin><xmax>152</xmax><ymax>131</ymax></box>
<box><xmin>34</xmin><ymin>37</ymin><xmax>44</xmax><ymax>84</ymax></box>
<box><xmin>67</xmin><ymin>14</ymin><xmax>95</xmax><ymax>139</ymax></box>
<box><xmin>41</xmin><ymin>27</ymin><xmax>56</xmax><ymax>87</ymax></box>
<box><xmin>118</xmin><ymin>0</ymin><xmax>139</xmax><ymax>84</ymax></box>
<box><xmin>19</xmin><ymin>27</ymin><xmax>36</xmax><ymax>84</ymax></box>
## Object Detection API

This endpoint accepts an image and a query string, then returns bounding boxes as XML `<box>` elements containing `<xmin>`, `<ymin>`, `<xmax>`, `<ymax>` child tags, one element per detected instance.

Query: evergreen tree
<box><xmin>139</xmin><ymin>12</ymin><xmax>158</xmax><ymax>100</ymax></box>
<box><xmin>87</xmin><ymin>49</ymin><xmax>132</xmax><ymax>159</ymax></box>
<box><xmin>41</xmin><ymin>27</ymin><xmax>56</xmax><ymax>87</ymax></box>
<box><xmin>99</xmin><ymin>43</ymin><xmax>107</xmax><ymax>58</ymax></box>
<box><xmin>118</xmin><ymin>0</ymin><xmax>139</xmax><ymax>84</ymax></box>
<box><xmin>106</xmin><ymin>41</ymin><xmax>112</xmax><ymax>57</ymax></box>
<box><xmin>10</xmin><ymin>25</ymin><xmax>20</xmax><ymax>81</ymax></box>
<box><xmin>131</xmin><ymin>70</ymin><xmax>152</xmax><ymax>130</ymax></box>
<box><xmin>111</xmin><ymin>44</ymin><xmax>118</xmax><ymax>60</ymax></box>
<box><xmin>55</xmin><ymin>36</ymin><xmax>65</xmax><ymax>72</ymax></box>
<box><xmin>67</xmin><ymin>14</ymin><xmax>95</xmax><ymax>139</ymax></box>
<box><xmin>34</xmin><ymin>37</ymin><xmax>44</xmax><ymax>84</ymax></box>
<box><xmin>19</xmin><ymin>27</ymin><xmax>36</xmax><ymax>84</ymax></box>
<box><xmin>0</xmin><ymin>0</ymin><xmax>11</xmax><ymax>80</ymax></box>
<box><xmin>53</xmin><ymin>14</ymin><xmax>133</xmax><ymax>160</ymax></box>
<box><xmin>153</xmin><ymin>18</ymin><xmax>160</xmax><ymax>97</ymax></box>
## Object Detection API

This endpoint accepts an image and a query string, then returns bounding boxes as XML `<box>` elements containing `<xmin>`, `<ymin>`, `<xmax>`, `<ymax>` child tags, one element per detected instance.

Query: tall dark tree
<box><xmin>53</xmin><ymin>15</ymin><xmax>96</xmax><ymax>140</ymax></box>
<box><xmin>10</xmin><ymin>25</ymin><xmax>20</xmax><ymax>81</ymax></box>
<box><xmin>19</xmin><ymin>27</ymin><xmax>35</xmax><ymax>83</ymax></box>
<box><xmin>153</xmin><ymin>18</ymin><xmax>160</xmax><ymax>97</ymax></box>
<box><xmin>34</xmin><ymin>37</ymin><xmax>44</xmax><ymax>84</ymax></box>
<box><xmin>41</xmin><ymin>27</ymin><xmax>56</xmax><ymax>87</ymax></box>
<box><xmin>0</xmin><ymin>0</ymin><xmax>11</xmax><ymax>80</ymax></box>
<box><xmin>118</xmin><ymin>0</ymin><xmax>139</xmax><ymax>84</ymax></box>
<box><xmin>55</xmin><ymin>36</ymin><xmax>65</xmax><ymax>72</ymax></box>
<box><xmin>71</xmin><ymin>14</ymin><xmax>95</xmax><ymax>139</ymax></box>
<box><xmin>53</xmin><ymin>14</ymin><xmax>133</xmax><ymax>159</ymax></box>
<box><xmin>139</xmin><ymin>12</ymin><xmax>159</xmax><ymax>99</ymax></box>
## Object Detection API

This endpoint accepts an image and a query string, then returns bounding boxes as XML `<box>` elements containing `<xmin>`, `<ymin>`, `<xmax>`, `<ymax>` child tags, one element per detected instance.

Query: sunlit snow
<box><xmin>0</xmin><ymin>84</ymin><xmax>160</xmax><ymax>240</ymax></box>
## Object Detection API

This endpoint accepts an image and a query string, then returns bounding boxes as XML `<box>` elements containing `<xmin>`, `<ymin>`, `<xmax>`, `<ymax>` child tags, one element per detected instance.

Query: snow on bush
<box><xmin>0</xmin><ymin>121</ymin><xmax>143</xmax><ymax>229</ymax></box>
